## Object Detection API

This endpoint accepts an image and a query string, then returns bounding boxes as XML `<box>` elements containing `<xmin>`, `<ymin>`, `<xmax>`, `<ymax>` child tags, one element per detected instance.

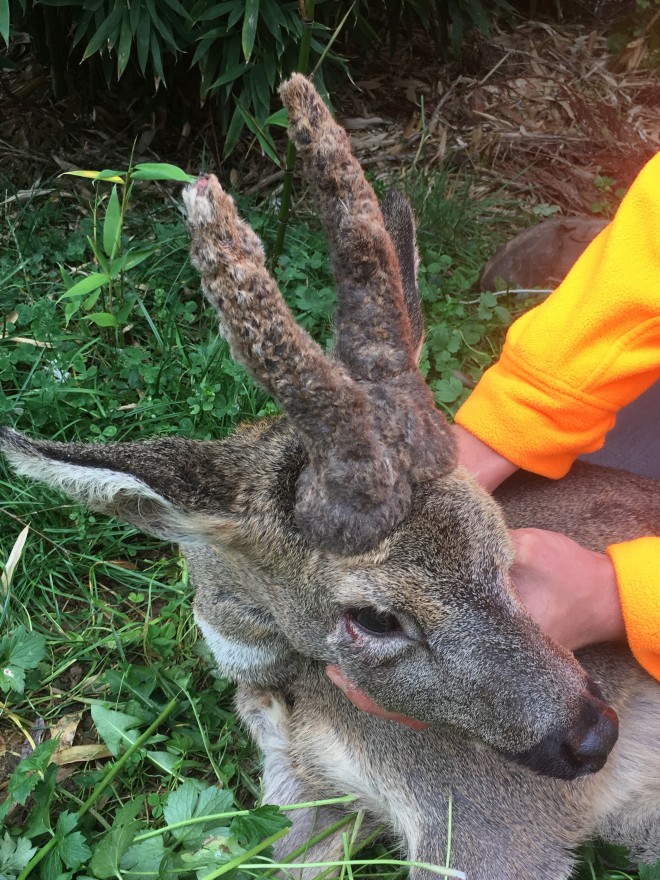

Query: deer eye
<box><xmin>346</xmin><ymin>607</ymin><xmax>403</xmax><ymax>637</ymax></box>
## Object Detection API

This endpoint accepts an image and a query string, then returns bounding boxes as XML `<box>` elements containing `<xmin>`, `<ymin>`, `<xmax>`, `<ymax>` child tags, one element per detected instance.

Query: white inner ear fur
<box><xmin>5</xmin><ymin>448</ymin><xmax>167</xmax><ymax>508</ymax></box>
<box><xmin>4</xmin><ymin>446</ymin><xmax>218</xmax><ymax>544</ymax></box>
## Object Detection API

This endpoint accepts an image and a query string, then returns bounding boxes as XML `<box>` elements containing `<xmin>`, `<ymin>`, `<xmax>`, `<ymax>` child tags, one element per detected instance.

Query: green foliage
<box><xmin>0</xmin><ymin>833</ymin><xmax>37</xmax><ymax>880</ymax></box>
<box><xmin>0</xmin><ymin>626</ymin><xmax>46</xmax><ymax>694</ymax></box>
<box><xmin>0</xmin><ymin>0</ymin><xmax>9</xmax><ymax>45</ymax></box>
<box><xmin>348</xmin><ymin>0</ymin><xmax>513</xmax><ymax>57</ymax></box>
<box><xmin>0</xmin><ymin>739</ymin><xmax>60</xmax><ymax>822</ymax></box>
<box><xmin>591</xmin><ymin>175</ymin><xmax>627</xmax><ymax>218</ymax></box>
<box><xmin>410</xmin><ymin>172</ymin><xmax>521</xmax><ymax>410</ymax></box>
<box><xmin>6</xmin><ymin>0</ymin><xmax>513</xmax><ymax>156</ymax></box>
<box><xmin>9</xmin><ymin>0</ymin><xmax>327</xmax><ymax>156</ymax></box>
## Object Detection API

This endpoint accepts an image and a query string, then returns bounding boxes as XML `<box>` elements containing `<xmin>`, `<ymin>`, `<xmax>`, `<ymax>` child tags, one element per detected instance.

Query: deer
<box><xmin>2</xmin><ymin>75</ymin><xmax>660</xmax><ymax>880</ymax></box>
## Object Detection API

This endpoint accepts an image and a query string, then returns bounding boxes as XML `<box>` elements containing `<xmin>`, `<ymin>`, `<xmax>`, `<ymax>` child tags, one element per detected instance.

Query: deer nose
<box><xmin>509</xmin><ymin>685</ymin><xmax>619</xmax><ymax>780</ymax></box>
<box><xmin>565</xmin><ymin>699</ymin><xmax>619</xmax><ymax>772</ymax></box>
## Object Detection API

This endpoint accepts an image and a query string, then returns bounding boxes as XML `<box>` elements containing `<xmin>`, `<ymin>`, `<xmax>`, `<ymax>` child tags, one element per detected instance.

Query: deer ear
<box><xmin>0</xmin><ymin>428</ymin><xmax>240</xmax><ymax>544</ymax></box>
<box><xmin>381</xmin><ymin>190</ymin><xmax>424</xmax><ymax>362</ymax></box>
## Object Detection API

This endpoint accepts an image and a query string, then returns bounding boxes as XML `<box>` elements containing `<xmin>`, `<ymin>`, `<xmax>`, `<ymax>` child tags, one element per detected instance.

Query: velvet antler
<box><xmin>279</xmin><ymin>75</ymin><xmax>455</xmax><ymax>484</ymax></box>
<box><xmin>183</xmin><ymin>75</ymin><xmax>455</xmax><ymax>555</ymax></box>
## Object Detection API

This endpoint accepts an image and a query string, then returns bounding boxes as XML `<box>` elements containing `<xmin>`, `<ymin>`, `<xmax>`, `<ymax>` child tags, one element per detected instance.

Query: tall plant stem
<box><xmin>271</xmin><ymin>0</ymin><xmax>316</xmax><ymax>266</ymax></box>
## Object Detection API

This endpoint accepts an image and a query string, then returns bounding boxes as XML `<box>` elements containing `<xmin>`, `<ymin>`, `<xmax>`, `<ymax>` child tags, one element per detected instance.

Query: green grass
<box><xmin>0</xmin><ymin>170</ymin><xmax>646</xmax><ymax>880</ymax></box>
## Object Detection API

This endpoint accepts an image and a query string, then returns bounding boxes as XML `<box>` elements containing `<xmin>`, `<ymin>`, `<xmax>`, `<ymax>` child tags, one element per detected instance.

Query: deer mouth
<box><xmin>326</xmin><ymin>664</ymin><xmax>429</xmax><ymax>731</ymax></box>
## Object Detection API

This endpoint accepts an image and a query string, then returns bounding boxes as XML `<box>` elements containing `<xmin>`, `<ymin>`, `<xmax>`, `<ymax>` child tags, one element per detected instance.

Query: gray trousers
<box><xmin>582</xmin><ymin>381</ymin><xmax>660</xmax><ymax>480</ymax></box>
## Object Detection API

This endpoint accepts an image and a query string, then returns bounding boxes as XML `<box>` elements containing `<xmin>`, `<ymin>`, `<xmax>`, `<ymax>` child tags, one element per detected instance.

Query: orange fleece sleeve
<box><xmin>607</xmin><ymin>539</ymin><xmax>660</xmax><ymax>680</ymax></box>
<box><xmin>455</xmin><ymin>152</ymin><xmax>660</xmax><ymax>479</ymax></box>
<box><xmin>455</xmin><ymin>153</ymin><xmax>660</xmax><ymax>680</ymax></box>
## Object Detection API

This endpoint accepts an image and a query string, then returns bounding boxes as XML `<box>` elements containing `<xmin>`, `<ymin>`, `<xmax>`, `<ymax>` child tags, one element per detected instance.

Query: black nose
<box><xmin>565</xmin><ymin>702</ymin><xmax>619</xmax><ymax>773</ymax></box>
<box><xmin>510</xmin><ymin>686</ymin><xmax>619</xmax><ymax>780</ymax></box>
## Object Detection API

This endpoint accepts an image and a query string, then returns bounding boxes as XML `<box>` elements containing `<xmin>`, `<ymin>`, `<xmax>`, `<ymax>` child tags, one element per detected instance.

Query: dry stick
<box><xmin>16</xmin><ymin>697</ymin><xmax>178</xmax><ymax>880</ymax></box>
<box><xmin>271</xmin><ymin>0</ymin><xmax>316</xmax><ymax>266</ymax></box>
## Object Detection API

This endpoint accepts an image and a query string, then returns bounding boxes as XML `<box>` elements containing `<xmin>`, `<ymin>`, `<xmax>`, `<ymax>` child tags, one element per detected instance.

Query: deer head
<box><xmin>0</xmin><ymin>75</ymin><xmax>618</xmax><ymax>780</ymax></box>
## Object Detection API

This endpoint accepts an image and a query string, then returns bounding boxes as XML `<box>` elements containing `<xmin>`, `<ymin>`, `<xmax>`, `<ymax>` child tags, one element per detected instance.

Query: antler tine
<box><xmin>279</xmin><ymin>74</ymin><xmax>415</xmax><ymax>384</ymax></box>
<box><xmin>184</xmin><ymin>176</ymin><xmax>358</xmax><ymax>434</ymax></box>
<box><xmin>183</xmin><ymin>175</ymin><xmax>414</xmax><ymax>555</ymax></box>
<box><xmin>280</xmin><ymin>75</ymin><xmax>456</xmax><ymax>486</ymax></box>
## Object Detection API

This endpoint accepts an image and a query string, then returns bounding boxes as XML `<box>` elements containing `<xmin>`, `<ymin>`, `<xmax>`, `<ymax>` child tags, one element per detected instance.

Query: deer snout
<box><xmin>511</xmin><ymin>683</ymin><xmax>619</xmax><ymax>780</ymax></box>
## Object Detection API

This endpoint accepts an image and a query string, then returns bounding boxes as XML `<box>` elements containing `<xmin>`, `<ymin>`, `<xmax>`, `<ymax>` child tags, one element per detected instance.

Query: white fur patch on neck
<box><xmin>195</xmin><ymin>613</ymin><xmax>286</xmax><ymax>680</ymax></box>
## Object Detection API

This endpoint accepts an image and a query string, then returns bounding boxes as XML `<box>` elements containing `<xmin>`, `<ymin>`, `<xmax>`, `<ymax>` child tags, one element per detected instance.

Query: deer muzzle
<box><xmin>509</xmin><ymin>680</ymin><xmax>619</xmax><ymax>779</ymax></box>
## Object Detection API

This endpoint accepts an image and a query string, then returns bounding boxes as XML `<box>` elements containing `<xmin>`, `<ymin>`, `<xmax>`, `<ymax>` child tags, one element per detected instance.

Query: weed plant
<box><xmin>0</xmin><ymin>173</ymin><xmax>645</xmax><ymax>879</ymax></box>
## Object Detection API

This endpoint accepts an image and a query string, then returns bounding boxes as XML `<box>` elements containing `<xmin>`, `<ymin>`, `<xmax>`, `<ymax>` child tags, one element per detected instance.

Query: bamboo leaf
<box><xmin>136</xmin><ymin>6</ymin><xmax>151</xmax><ymax>73</ymax></box>
<box><xmin>61</xmin><ymin>170</ymin><xmax>126</xmax><ymax>184</ymax></box>
<box><xmin>102</xmin><ymin>185</ymin><xmax>122</xmax><ymax>259</ymax></box>
<box><xmin>132</xmin><ymin>162</ymin><xmax>195</xmax><ymax>182</ymax></box>
<box><xmin>0</xmin><ymin>0</ymin><xmax>9</xmax><ymax>46</ymax></box>
<box><xmin>82</xmin><ymin>5</ymin><xmax>123</xmax><ymax>58</ymax></box>
<box><xmin>59</xmin><ymin>273</ymin><xmax>112</xmax><ymax>300</ymax></box>
<box><xmin>84</xmin><ymin>312</ymin><xmax>119</xmax><ymax>328</ymax></box>
<box><xmin>117</xmin><ymin>10</ymin><xmax>133</xmax><ymax>77</ymax></box>
<box><xmin>236</xmin><ymin>102</ymin><xmax>280</xmax><ymax>166</ymax></box>
<box><xmin>241</xmin><ymin>0</ymin><xmax>259</xmax><ymax>61</ymax></box>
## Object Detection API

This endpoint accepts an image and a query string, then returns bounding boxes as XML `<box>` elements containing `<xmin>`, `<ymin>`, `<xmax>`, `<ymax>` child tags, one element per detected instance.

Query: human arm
<box><xmin>453</xmin><ymin>153</ymin><xmax>660</xmax><ymax>678</ymax></box>
<box><xmin>455</xmin><ymin>154</ymin><xmax>660</xmax><ymax>478</ymax></box>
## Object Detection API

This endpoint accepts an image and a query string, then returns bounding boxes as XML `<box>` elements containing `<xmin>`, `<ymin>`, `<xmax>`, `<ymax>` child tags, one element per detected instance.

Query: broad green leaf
<box><xmin>0</xmin><ymin>626</ymin><xmax>46</xmax><ymax>694</ymax></box>
<box><xmin>163</xmin><ymin>779</ymin><xmax>198</xmax><ymax>837</ymax></box>
<box><xmin>84</xmin><ymin>312</ymin><xmax>119</xmax><ymax>328</ymax></box>
<box><xmin>91</xmin><ymin>705</ymin><xmax>142</xmax><ymax>755</ymax></box>
<box><xmin>97</xmin><ymin>168</ymin><xmax>127</xmax><ymax>182</ymax></box>
<box><xmin>59</xmin><ymin>273</ymin><xmax>111</xmax><ymax>300</ymax></box>
<box><xmin>265</xmin><ymin>107</ymin><xmax>288</xmax><ymax>128</ymax></box>
<box><xmin>179</xmin><ymin>833</ymin><xmax>242</xmax><ymax>873</ymax></box>
<box><xmin>241</xmin><ymin>0</ymin><xmax>259</xmax><ymax>61</ymax></box>
<box><xmin>0</xmin><ymin>0</ymin><xmax>9</xmax><ymax>45</ymax></box>
<box><xmin>132</xmin><ymin>162</ymin><xmax>195</xmax><ymax>182</ymax></box>
<box><xmin>210</xmin><ymin>61</ymin><xmax>251</xmax><ymax>90</ymax></box>
<box><xmin>82</xmin><ymin>5</ymin><xmax>123</xmax><ymax>58</ymax></box>
<box><xmin>236</xmin><ymin>103</ymin><xmax>280</xmax><ymax>166</ymax></box>
<box><xmin>150</xmin><ymin>29</ymin><xmax>165</xmax><ymax>84</ymax></box>
<box><xmin>146</xmin><ymin>750</ymin><xmax>178</xmax><ymax>774</ymax></box>
<box><xmin>120</xmin><ymin>836</ymin><xmax>165</xmax><ymax>880</ymax></box>
<box><xmin>56</xmin><ymin>811</ymin><xmax>78</xmax><ymax>839</ymax></box>
<box><xmin>231</xmin><ymin>805</ymin><xmax>289</xmax><ymax>848</ymax></box>
<box><xmin>41</xmin><ymin>847</ymin><xmax>64</xmax><ymax>880</ymax></box>
<box><xmin>1</xmin><ymin>738</ymin><xmax>59</xmax><ymax>813</ymax></box>
<box><xmin>193</xmin><ymin>3</ymin><xmax>238</xmax><ymax>23</ymax></box>
<box><xmin>90</xmin><ymin>796</ymin><xmax>143</xmax><ymax>878</ymax></box>
<box><xmin>122</xmin><ymin>245</ymin><xmax>158</xmax><ymax>271</ymax></box>
<box><xmin>102</xmin><ymin>185</ymin><xmax>121</xmax><ymax>259</ymax></box>
<box><xmin>0</xmin><ymin>832</ymin><xmax>37</xmax><ymax>875</ymax></box>
<box><xmin>164</xmin><ymin>780</ymin><xmax>233</xmax><ymax>844</ymax></box>
<box><xmin>161</xmin><ymin>0</ymin><xmax>191</xmax><ymax>18</ymax></box>
<box><xmin>136</xmin><ymin>5</ymin><xmax>151</xmax><ymax>73</ymax></box>
<box><xmin>195</xmin><ymin>786</ymin><xmax>233</xmax><ymax>819</ymax></box>
<box><xmin>82</xmin><ymin>290</ymin><xmax>101</xmax><ymax>311</ymax></box>
<box><xmin>56</xmin><ymin>811</ymin><xmax>91</xmax><ymax>870</ymax></box>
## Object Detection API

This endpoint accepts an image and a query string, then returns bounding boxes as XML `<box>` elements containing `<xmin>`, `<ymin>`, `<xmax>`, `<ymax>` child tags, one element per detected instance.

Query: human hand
<box><xmin>510</xmin><ymin>528</ymin><xmax>625</xmax><ymax>651</ymax></box>
<box><xmin>453</xmin><ymin>425</ymin><xmax>625</xmax><ymax>651</ymax></box>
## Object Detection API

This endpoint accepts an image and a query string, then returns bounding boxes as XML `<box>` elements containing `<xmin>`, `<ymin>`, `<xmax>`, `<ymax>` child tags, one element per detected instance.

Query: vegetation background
<box><xmin>1</xmin><ymin>1</ymin><xmax>660</xmax><ymax>878</ymax></box>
